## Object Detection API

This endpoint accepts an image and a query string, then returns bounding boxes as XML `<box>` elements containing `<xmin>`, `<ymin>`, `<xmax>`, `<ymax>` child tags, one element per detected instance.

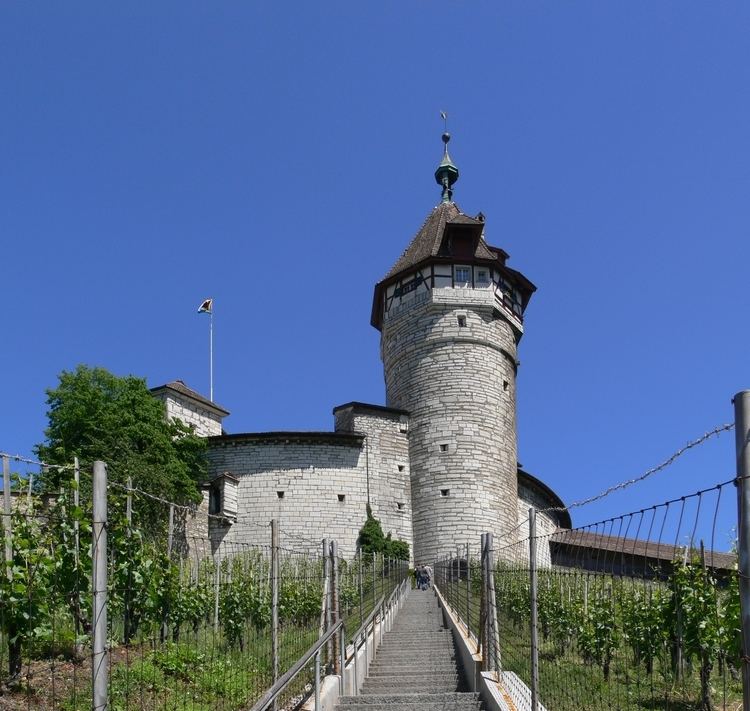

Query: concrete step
<box><xmin>367</xmin><ymin>665</ymin><xmax>461</xmax><ymax>675</ymax></box>
<box><xmin>383</xmin><ymin>630</ymin><xmax>452</xmax><ymax>646</ymax></box>
<box><xmin>336</xmin><ymin>691</ymin><xmax>483</xmax><ymax>707</ymax></box>
<box><xmin>334</xmin><ymin>706</ymin><xmax>482</xmax><ymax>711</ymax></box>
<box><xmin>361</xmin><ymin>679</ymin><xmax>461</xmax><ymax>694</ymax></box>
<box><xmin>372</xmin><ymin>652</ymin><xmax>457</xmax><ymax>663</ymax></box>
<box><xmin>335</xmin><ymin>591</ymin><xmax>483</xmax><ymax>711</ymax></box>
<box><xmin>364</xmin><ymin>670</ymin><xmax>460</xmax><ymax>681</ymax></box>
<box><xmin>366</xmin><ymin>662</ymin><xmax>458</xmax><ymax>672</ymax></box>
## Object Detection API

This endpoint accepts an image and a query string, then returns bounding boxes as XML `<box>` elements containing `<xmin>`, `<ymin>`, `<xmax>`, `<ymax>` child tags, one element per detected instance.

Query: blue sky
<box><xmin>2</xmin><ymin>3</ymin><xmax>748</xmax><ymax>548</ymax></box>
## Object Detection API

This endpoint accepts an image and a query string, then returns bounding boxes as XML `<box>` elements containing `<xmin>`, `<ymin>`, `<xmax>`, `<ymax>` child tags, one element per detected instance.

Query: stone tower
<box><xmin>371</xmin><ymin>133</ymin><xmax>536</xmax><ymax>562</ymax></box>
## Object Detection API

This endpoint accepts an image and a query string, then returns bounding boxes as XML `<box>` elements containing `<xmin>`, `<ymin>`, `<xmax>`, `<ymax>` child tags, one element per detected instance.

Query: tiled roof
<box><xmin>332</xmin><ymin>401</ymin><xmax>409</xmax><ymax>417</ymax></box>
<box><xmin>150</xmin><ymin>380</ymin><xmax>230</xmax><ymax>416</ymax></box>
<box><xmin>208</xmin><ymin>431</ymin><xmax>364</xmax><ymax>446</ymax></box>
<box><xmin>383</xmin><ymin>202</ymin><xmax>491</xmax><ymax>280</ymax></box>
<box><xmin>550</xmin><ymin>529</ymin><xmax>736</xmax><ymax>571</ymax></box>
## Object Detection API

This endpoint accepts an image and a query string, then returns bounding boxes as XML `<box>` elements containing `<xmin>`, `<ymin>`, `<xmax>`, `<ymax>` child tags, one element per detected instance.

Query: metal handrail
<box><xmin>249</xmin><ymin>619</ymin><xmax>344</xmax><ymax>711</ymax></box>
<box><xmin>252</xmin><ymin>570</ymin><xmax>408</xmax><ymax>710</ymax></box>
<box><xmin>345</xmin><ymin>576</ymin><xmax>409</xmax><ymax>697</ymax></box>
<box><xmin>347</xmin><ymin>575</ymin><xmax>408</xmax><ymax>658</ymax></box>
<box><xmin>347</xmin><ymin>594</ymin><xmax>385</xmax><ymax>652</ymax></box>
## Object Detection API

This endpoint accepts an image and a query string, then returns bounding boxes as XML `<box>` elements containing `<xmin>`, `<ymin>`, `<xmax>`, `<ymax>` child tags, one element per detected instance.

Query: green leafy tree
<box><xmin>357</xmin><ymin>505</ymin><xmax>409</xmax><ymax>560</ymax></box>
<box><xmin>36</xmin><ymin>365</ymin><xmax>207</xmax><ymax>530</ymax></box>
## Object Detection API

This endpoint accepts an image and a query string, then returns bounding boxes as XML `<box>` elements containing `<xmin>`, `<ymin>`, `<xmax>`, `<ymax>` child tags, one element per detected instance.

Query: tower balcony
<box><xmin>383</xmin><ymin>279</ymin><xmax>524</xmax><ymax>336</ymax></box>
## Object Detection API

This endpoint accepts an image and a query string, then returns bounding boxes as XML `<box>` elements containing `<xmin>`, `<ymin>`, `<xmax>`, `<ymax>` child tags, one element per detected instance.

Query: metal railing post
<box><xmin>358</xmin><ymin>547</ymin><xmax>364</xmax><ymax>624</ymax></box>
<box><xmin>92</xmin><ymin>461</ymin><xmax>108</xmax><ymax>711</ymax></box>
<box><xmin>339</xmin><ymin>625</ymin><xmax>346</xmax><ymax>693</ymax></box>
<box><xmin>479</xmin><ymin>533</ymin><xmax>490</xmax><ymax>671</ymax></box>
<box><xmin>314</xmin><ymin>650</ymin><xmax>321</xmax><ymax>711</ymax></box>
<box><xmin>323</xmin><ymin>539</ymin><xmax>332</xmax><ymax>668</ymax></box>
<box><xmin>353</xmin><ymin>632</ymin><xmax>359</xmax><ymax>696</ymax></box>
<box><xmin>213</xmin><ymin>552</ymin><xmax>221</xmax><ymax>630</ymax></box>
<box><xmin>529</xmin><ymin>508</ymin><xmax>540</xmax><ymax>711</ymax></box>
<box><xmin>331</xmin><ymin>540</ymin><xmax>341</xmax><ymax>675</ymax></box>
<box><xmin>734</xmin><ymin>390</ymin><xmax>750</xmax><ymax>711</ymax></box>
<box><xmin>271</xmin><ymin>519</ymin><xmax>280</xmax><ymax>707</ymax></box>
<box><xmin>486</xmin><ymin>532</ymin><xmax>500</xmax><ymax>674</ymax></box>
<box><xmin>466</xmin><ymin>542</ymin><xmax>472</xmax><ymax>639</ymax></box>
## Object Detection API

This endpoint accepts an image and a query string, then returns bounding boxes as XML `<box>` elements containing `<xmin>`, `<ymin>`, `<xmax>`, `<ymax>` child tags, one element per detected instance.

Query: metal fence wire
<box><xmin>0</xmin><ymin>456</ymin><xmax>407</xmax><ymax>711</ymax></box>
<box><xmin>436</xmin><ymin>478</ymin><xmax>743</xmax><ymax>711</ymax></box>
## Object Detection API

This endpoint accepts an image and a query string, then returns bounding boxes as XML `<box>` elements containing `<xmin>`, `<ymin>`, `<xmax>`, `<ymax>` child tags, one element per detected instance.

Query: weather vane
<box><xmin>440</xmin><ymin>110</ymin><xmax>448</xmax><ymax>132</ymax></box>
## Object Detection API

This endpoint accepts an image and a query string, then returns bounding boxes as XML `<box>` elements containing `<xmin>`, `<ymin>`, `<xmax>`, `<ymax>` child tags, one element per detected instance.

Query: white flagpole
<box><xmin>209</xmin><ymin>307</ymin><xmax>214</xmax><ymax>402</ymax></box>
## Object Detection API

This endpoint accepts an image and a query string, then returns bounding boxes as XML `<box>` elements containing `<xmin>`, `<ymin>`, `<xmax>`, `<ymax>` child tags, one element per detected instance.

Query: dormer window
<box><xmin>454</xmin><ymin>265</ymin><xmax>471</xmax><ymax>287</ymax></box>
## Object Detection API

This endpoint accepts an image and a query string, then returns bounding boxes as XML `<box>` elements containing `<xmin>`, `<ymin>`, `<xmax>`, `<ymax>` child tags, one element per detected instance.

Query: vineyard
<box><xmin>494</xmin><ymin>562</ymin><xmax>741</xmax><ymax>710</ymax></box>
<box><xmin>0</xmin><ymin>465</ymin><xmax>407</xmax><ymax>710</ymax></box>
<box><xmin>436</xmin><ymin>477</ymin><xmax>744</xmax><ymax>711</ymax></box>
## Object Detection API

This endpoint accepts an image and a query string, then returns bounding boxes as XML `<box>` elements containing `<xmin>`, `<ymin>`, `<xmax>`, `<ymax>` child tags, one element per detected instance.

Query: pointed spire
<box><xmin>434</xmin><ymin>116</ymin><xmax>459</xmax><ymax>203</ymax></box>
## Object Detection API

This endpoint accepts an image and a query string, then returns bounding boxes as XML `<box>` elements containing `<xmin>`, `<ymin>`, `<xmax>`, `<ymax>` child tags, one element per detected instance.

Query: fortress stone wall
<box><xmin>381</xmin><ymin>286</ymin><xmax>520</xmax><ymax>563</ymax></box>
<box><xmin>204</xmin><ymin>411</ymin><xmax>413</xmax><ymax>559</ymax></box>
<box><xmin>154</xmin><ymin>148</ymin><xmax>573</xmax><ymax>565</ymax></box>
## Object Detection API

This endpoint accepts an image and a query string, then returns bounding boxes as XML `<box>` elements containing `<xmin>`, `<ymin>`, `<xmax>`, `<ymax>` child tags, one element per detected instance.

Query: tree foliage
<box><xmin>36</xmin><ymin>365</ymin><xmax>207</xmax><ymax>523</ymax></box>
<box><xmin>357</xmin><ymin>505</ymin><xmax>409</xmax><ymax>560</ymax></box>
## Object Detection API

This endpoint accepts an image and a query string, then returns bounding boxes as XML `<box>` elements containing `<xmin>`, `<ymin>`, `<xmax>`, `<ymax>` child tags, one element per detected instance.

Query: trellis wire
<box><xmin>0</xmin><ymin>457</ymin><xmax>408</xmax><ymax>710</ymax></box>
<box><xmin>437</xmin><ymin>477</ymin><xmax>742</xmax><ymax>711</ymax></box>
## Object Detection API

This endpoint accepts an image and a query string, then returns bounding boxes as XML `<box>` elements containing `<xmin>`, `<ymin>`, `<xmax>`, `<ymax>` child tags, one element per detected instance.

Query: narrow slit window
<box><xmin>503</xmin><ymin>380</ymin><xmax>509</xmax><ymax>392</ymax></box>
<box><xmin>277</xmin><ymin>491</ymin><xmax>285</xmax><ymax>499</ymax></box>
<box><xmin>397</xmin><ymin>502</ymin><xmax>405</xmax><ymax>511</ymax></box>
<box><xmin>439</xmin><ymin>443</ymin><xmax>448</xmax><ymax>453</ymax></box>
<box><xmin>397</xmin><ymin>464</ymin><xmax>405</xmax><ymax>472</ymax></box>
<box><xmin>337</xmin><ymin>494</ymin><xmax>346</xmax><ymax>502</ymax></box>
<box><xmin>441</xmin><ymin>489</ymin><xmax>450</xmax><ymax>497</ymax></box>
<box><xmin>457</xmin><ymin>315</ymin><xmax>466</xmax><ymax>327</ymax></box>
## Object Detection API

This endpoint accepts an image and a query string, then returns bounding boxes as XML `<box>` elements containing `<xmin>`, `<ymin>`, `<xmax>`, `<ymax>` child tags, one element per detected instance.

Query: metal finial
<box><xmin>435</xmin><ymin>112</ymin><xmax>459</xmax><ymax>203</ymax></box>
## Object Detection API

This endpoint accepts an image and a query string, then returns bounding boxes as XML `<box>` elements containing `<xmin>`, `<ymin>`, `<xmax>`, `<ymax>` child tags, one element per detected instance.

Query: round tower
<box><xmin>371</xmin><ymin>133</ymin><xmax>536</xmax><ymax>562</ymax></box>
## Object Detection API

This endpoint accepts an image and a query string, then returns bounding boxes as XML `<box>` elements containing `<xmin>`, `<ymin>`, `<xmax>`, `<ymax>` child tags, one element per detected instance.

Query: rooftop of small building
<box><xmin>550</xmin><ymin>529</ymin><xmax>736</xmax><ymax>572</ymax></box>
<box><xmin>332</xmin><ymin>401</ymin><xmax>409</xmax><ymax>417</ymax></box>
<box><xmin>150</xmin><ymin>380</ymin><xmax>230</xmax><ymax>416</ymax></box>
<box><xmin>207</xmin><ymin>431</ymin><xmax>365</xmax><ymax>446</ymax></box>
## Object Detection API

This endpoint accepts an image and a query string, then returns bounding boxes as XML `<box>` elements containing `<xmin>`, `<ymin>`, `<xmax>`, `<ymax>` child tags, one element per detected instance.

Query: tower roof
<box><xmin>383</xmin><ymin>201</ymin><xmax>495</xmax><ymax>280</ymax></box>
<box><xmin>371</xmin><ymin>202</ymin><xmax>536</xmax><ymax>330</ymax></box>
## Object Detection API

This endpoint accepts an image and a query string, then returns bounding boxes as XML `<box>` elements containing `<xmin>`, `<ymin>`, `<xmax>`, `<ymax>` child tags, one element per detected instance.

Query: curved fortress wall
<box><xmin>382</xmin><ymin>286</ymin><xmax>520</xmax><ymax>563</ymax></box>
<box><xmin>205</xmin><ymin>408</ymin><xmax>413</xmax><ymax>560</ymax></box>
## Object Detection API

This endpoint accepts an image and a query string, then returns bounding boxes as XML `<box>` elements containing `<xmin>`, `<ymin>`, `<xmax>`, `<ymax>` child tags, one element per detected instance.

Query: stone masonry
<box><xmin>205</xmin><ymin>425</ymin><xmax>412</xmax><ymax>560</ymax></box>
<box><xmin>381</xmin><ymin>286</ymin><xmax>520</xmax><ymax>563</ymax></box>
<box><xmin>151</xmin><ymin>156</ymin><xmax>572</xmax><ymax>565</ymax></box>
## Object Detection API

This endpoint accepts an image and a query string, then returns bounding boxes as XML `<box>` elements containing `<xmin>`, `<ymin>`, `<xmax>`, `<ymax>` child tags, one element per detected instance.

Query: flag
<box><xmin>198</xmin><ymin>298</ymin><xmax>213</xmax><ymax>314</ymax></box>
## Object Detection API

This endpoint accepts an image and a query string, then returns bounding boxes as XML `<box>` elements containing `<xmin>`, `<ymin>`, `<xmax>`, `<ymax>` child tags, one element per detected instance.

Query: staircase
<box><xmin>335</xmin><ymin>590</ymin><xmax>484</xmax><ymax>711</ymax></box>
